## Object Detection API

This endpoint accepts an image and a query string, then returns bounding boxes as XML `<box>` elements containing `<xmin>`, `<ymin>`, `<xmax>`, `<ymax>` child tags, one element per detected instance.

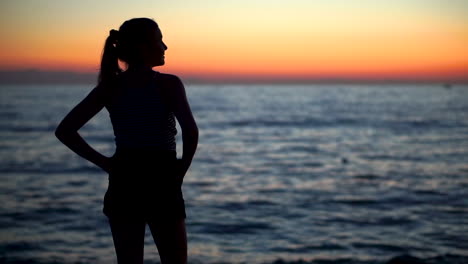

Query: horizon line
<box><xmin>0</xmin><ymin>69</ymin><xmax>467</xmax><ymax>85</ymax></box>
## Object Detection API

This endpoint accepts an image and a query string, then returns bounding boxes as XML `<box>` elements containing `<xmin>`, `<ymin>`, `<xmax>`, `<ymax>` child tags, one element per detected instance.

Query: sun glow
<box><xmin>1</xmin><ymin>0</ymin><xmax>467</xmax><ymax>81</ymax></box>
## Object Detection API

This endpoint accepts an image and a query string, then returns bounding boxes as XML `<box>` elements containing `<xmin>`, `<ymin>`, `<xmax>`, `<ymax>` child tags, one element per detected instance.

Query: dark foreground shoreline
<box><xmin>2</xmin><ymin>254</ymin><xmax>468</xmax><ymax>264</ymax></box>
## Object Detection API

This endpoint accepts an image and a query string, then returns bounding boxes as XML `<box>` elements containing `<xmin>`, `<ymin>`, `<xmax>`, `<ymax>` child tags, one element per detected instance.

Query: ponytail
<box><xmin>98</xmin><ymin>19</ymin><xmax>159</xmax><ymax>83</ymax></box>
<box><xmin>98</xmin><ymin>29</ymin><xmax>121</xmax><ymax>84</ymax></box>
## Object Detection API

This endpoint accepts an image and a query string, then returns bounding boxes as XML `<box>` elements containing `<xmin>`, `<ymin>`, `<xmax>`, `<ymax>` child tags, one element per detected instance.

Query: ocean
<box><xmin>0</xmin><ymin>83</ymin><xmax>467</xmax><ymax>264</ymax></box>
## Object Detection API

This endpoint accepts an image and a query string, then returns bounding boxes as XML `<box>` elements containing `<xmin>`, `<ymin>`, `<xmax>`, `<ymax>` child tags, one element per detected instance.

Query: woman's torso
<box><xmin>105</xmin><ymin>70</ymin><xmax>177</xmax><ymax>151</ymax></box>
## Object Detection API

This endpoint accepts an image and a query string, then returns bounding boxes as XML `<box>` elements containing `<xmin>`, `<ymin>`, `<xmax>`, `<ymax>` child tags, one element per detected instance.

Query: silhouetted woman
<box><xmin>55</xmin><ymin>18</ymin><xmax>198</xmax><ymax>264</ymax></box>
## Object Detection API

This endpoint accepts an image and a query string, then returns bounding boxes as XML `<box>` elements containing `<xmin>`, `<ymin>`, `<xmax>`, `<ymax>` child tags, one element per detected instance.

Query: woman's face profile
<box><xmin>146</xmin><ymin>27</ymin><xmax>168</xmax><ymax>67</ymax></box>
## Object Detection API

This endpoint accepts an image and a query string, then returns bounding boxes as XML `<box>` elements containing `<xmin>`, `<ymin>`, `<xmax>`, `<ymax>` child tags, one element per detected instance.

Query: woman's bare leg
<box><xmin>108</xmin><ymin>217</ymin><xmax>146</xmax><ymax>264</ymax></box>
<box><xmin>148</xmin><ymin>218</ymin><xmax>187</xmax><ymax>264</ymax></box>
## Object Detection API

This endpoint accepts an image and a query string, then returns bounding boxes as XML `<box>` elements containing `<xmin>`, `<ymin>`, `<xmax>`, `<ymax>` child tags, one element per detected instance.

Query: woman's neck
<box><xmin>126</xmin><ymin>64</ymin><xmax>153</xmax><ymax>73</ymax></box>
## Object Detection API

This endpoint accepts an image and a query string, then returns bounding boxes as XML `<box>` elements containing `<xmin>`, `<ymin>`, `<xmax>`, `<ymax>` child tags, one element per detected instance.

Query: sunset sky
<box><xmin>1</xmin><ymin>0</ymin><xmax>467</xmax><ymax>81</ymax></box>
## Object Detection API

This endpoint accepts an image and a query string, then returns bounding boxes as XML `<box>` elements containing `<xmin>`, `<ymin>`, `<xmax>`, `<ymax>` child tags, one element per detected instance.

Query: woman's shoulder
<box><xmin>155</xmin><ymin>72</ymin><xmax>183</xmax><ymax>85</ymax></box>
<box><xmin>154</xmin><ymin>72</ymin><xmax>186</xmax><ymax>103</ymax></box>
<box><xmin>92</xmin><ymin>75</ymin><xmax>126</xmax><ymax>106</ymax></box>
<box><xmin>155</xmin><ymin>72</ymin><xmax>185</xmax><ymax>95</ymax></box>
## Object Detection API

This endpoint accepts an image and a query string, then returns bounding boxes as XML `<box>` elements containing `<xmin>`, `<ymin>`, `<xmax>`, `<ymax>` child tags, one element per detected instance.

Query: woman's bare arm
<box><xmin>168</xmin><ymin>75</ymin><xmax>199</xmax><ymax>176</ymax></box>
<box><xmin>55</xmin><ymin>84</ymin><xmax>112</xmax><ymax>173</ymax></box>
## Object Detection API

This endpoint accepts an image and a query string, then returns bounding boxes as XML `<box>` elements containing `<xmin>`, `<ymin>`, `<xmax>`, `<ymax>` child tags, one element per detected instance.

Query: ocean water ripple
<box><xmin>1</xmin><ymin>84</ymin><xmax>468</xmax><ymax>263</ymax></box>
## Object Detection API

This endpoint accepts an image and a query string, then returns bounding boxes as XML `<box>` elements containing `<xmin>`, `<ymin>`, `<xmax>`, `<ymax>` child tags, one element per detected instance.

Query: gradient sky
<box><xmin>1</xmin><ymin>0</ymin><xmax>467</xmax><ymax>81</ymax></box>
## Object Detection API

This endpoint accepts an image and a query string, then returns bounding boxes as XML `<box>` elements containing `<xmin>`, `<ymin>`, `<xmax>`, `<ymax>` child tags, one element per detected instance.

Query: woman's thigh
<box><xmin>108</xmin><ymin>217</ymin><xmax>146</xmax><ymax>264</ymax></box>
<box><xmin>148</xmin><ymin>218</ymin><xmax>187</xmax><ymax>264</ymax></box>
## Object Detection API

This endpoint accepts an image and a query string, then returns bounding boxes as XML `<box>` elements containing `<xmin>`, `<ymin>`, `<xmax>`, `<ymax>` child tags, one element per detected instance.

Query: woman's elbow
<box><xmin>55</xmin><ymin>124</ymin><xmax>74</xmax><ymax>142</ymax></box>
<box><xmin>55</xmin><ymin>126</ymin><xmax>67</xmax><ymax>141</ymax></box>
<box><xmin>183</xmin><ymin>124</ymin><xmax>198</xmax><ymax>139</ymax></box>
<box><xmin>194</xmin><ymin>126</ymin><xmax>199</xmax><ymax>140</ymax></box>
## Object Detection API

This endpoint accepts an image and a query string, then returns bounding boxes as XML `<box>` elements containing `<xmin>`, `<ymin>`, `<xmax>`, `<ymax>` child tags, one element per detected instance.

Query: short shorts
<box><xmin>103</xmin><ymin>147</ymin><xmax>186</xmax><ymax>222</ymax></box>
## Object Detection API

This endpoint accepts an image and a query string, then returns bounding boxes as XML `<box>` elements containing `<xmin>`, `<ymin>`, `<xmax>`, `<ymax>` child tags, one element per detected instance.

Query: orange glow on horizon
<box><xmin>1</xmin><ymin>0</ymin><xmax>467</xmax><ymax>82</ymax></box>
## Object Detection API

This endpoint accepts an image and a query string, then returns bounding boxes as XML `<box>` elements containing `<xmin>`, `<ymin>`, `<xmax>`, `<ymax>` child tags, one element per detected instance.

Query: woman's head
<box><xmin>99</xmin><ymin>18</ymin><xmax>167</xmax><ymax>83</ymax></box>
<box><xmin>117</xmin><ymin>18</ymin><xmax>167</xmax><ymax>67</ymax></box>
